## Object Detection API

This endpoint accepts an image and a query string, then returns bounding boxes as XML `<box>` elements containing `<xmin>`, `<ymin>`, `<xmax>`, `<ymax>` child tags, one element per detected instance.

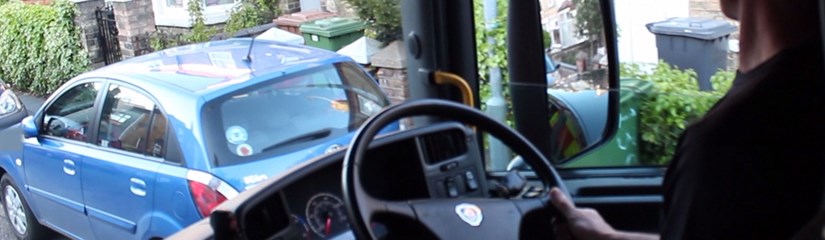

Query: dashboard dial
<box><xmin>305</xmin><ymin>193</ymin><xmax>350</xmax><ymax>238</ymax></box>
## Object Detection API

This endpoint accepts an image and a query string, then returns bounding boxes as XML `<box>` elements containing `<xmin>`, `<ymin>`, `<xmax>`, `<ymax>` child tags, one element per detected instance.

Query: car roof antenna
<box><xmin>243</xmin><ymin>36</ymin><xmax>256</xmax><ymax>63</ymax></box>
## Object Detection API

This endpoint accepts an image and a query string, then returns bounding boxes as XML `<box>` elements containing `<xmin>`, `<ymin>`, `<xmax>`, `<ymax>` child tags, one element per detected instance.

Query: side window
<box><xmin>44</xmin><ymin>82</ymin><xmax>102</xmax><ymax>141</ymax></box>
<box><xmin>146</xmin><ymin>108</ymin><xmax>168</xmax><ymax>158</ymax></box>
<box><xmin>97</xmin><ymin>84</ymin><xmax>168</xmax><ymax>158</ymax></box>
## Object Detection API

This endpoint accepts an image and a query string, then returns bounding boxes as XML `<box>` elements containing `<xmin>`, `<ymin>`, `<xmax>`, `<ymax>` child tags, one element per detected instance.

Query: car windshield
<box><xmin>209</xmin><ymin>62</ymin><xmax>389</xmax><ymax>166</ymax></box>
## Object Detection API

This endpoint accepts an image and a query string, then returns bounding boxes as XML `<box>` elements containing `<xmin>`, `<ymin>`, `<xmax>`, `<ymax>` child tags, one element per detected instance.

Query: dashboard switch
<box><xmin>465</xmin><ymin>171</ymin><xmax>479</xmax><ymax>191</ymax></box>
<box><xmin>440</xmin><ymin>161</ymin><xmax>459</xmax><ymax>172</ymax></box>
<box><xmin>445</xmin><ymin>178</ymin><xmax>459</xmax><ymax>197</ymax></box>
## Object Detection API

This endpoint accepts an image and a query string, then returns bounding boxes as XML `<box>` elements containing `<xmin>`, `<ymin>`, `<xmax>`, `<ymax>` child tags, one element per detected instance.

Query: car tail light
<box><xmin>186</xmin><ymin>170</ymin><xmax>240</xmax><ymax>218</ymax></box>
<box><xmin>188</xmin><ymin>180</ymin><xmax>228</xmax><ymax>218</ymax></box>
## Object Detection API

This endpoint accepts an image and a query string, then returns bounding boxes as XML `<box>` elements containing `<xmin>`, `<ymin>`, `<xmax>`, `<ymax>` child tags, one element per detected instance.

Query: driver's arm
<box><xmin>550</xmin><ymin>188</ymin><xmax>659</xmax><ymax>240</ymax></box>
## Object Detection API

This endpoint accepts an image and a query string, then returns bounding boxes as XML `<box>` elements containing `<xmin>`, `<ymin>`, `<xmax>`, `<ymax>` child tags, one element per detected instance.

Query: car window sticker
<box><xmin>226</xmin><ymin>125</ymin><xmax>249</xmax><ymax>145</ymax></box>
<box><xmin>236</xmin><ymin>143</ymin><xmax>253</xmax><ymax>157</ymax></box>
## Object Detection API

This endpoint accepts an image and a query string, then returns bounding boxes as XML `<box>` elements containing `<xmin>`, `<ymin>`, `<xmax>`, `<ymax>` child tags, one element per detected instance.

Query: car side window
<box><xmin>97</xmin><ymin>84</ymin><xmax>168</xmax><ymax>158</ymax></box>
<box><xmin>43</xmin><ymin>82</ymin><xmax>102</xmax><ymax>141</ymax></box>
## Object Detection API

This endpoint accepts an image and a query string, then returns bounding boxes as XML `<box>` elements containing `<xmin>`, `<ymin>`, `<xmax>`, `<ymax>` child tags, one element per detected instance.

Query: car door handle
<box><xmin>62</xmin><ymin>159</ymin><xmax>76</xmax><ymax>176</ymax></box>
<box><xmin>129</xmin><ymin>178</ymin><xmax>147</xmax><ymax>197</ymax></box>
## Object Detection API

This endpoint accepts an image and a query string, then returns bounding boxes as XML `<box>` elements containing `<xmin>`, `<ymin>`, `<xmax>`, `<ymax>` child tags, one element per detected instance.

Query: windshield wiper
<box><xmin>261</xmin><ymin>128</ymin><xmax>334</xmax><ymax>153</ymax></box>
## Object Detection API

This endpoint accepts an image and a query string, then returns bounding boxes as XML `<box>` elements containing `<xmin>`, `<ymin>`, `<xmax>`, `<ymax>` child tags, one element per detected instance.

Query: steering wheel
<box><xmin>342</xmin><ymin>99</ymin><xmax>571</xmax><ymax>239</ymax></box>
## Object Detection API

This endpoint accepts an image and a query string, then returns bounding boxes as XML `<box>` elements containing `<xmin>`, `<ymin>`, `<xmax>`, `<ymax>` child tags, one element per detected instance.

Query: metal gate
<box><xmin>96</xmin><ymin>5</ymin><xmax>121</xmax><ymax>65</ymax></box>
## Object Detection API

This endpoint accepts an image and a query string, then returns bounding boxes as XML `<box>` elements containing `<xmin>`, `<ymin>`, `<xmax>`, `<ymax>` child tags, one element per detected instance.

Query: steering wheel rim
<box><xmin>342</xmin><ymin>99</ymin><xmax>570</xmax><ymax>239</ymax></box>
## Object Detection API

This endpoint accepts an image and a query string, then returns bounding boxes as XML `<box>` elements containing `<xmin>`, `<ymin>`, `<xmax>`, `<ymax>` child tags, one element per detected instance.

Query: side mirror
<box><xmin>21</xmin><ymin>116</ymin><xmax>38</xmax><ymax>138</ymax></box>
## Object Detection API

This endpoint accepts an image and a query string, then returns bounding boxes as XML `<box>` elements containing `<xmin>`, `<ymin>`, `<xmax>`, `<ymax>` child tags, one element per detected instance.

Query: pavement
<box><xmin>0</xmin><ymin>203</ymin><xmax>69</xmax><ymax>240</ymax></box>
<box><xmin>17</xmin><ymin>93</ymin><xmax>45</xmax><ymax>116</ymax></box>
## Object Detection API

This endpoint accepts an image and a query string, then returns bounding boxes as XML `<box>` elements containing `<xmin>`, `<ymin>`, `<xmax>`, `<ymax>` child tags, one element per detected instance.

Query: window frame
<box><xmin>38</xmin><ymin>79</ymin><xmax>106</xmax><ymax>145</ymax></box>
<box><xmin>86</xmin><ymin>80</ymin><xmax>181</xmax><ymax>165</ymax></box>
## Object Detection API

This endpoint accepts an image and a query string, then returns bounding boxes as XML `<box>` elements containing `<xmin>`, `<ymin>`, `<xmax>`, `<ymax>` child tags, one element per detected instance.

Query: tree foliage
<box><xmin>346</xmin><ymin>0</ymin><xmax>401</xmax><ymax>43</ymax></box>
<box><xmin>224</xmin><ymin>0</ymin><xmax>280</xmax><ymax>35</ymax></box>
<box><xmin>0</xmin><ymin>0</ymin><xmax>88</xmax><ymax>95</ymax></box>
<box><xmin>571</xmin><ymin>0</ymin><xmax>602</xmax><ymax>39</ymax></box>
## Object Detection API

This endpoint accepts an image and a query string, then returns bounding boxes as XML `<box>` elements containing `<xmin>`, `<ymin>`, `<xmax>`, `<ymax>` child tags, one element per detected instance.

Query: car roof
<box><xmin>87</xmin><ymin>38</ymin><xmax>351</xmax><ymax>96</ymax></box>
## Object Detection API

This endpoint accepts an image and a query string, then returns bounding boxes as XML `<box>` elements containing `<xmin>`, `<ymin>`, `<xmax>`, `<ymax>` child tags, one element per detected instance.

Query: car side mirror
<box><xmin>21</xmin><ymin>116</ymin><xmax>38</xmax><ymax>138</ymax></box>
<box><xmin>555</xmin><ymin>63</ymin><xmax>561</xmax><ymax>71</ymax></box>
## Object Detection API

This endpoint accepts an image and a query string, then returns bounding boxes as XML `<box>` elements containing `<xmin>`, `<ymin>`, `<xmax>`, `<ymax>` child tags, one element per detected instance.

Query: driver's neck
<box><xmin>736</xmin><ymin>1</ymin><xmax>820</xmax><ymax>73</ymax></box>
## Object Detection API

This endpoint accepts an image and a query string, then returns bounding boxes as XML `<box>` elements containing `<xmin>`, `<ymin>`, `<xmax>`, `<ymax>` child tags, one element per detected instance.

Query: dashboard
<box><xmin>280</xmin><ymin>162</ymin><xmax>354</xmax><ymax>239</ymax></box>
<box><xmin>187</xmin><ymin>122</ymin><xmax>492</xmax><ymax>240</ymax></box>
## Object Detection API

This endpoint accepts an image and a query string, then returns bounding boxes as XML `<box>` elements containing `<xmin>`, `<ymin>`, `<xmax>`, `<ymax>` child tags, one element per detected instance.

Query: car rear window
<box><xmin>207</xmin><ymin>62</ymin><xmax>389</xmax><ymax>166</ymax></box>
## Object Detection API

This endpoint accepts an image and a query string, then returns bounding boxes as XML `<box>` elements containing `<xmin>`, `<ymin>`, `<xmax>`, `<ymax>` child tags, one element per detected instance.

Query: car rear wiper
<box><xmin>261</xmin><ymin>127</ymin><xmax>334</xmax><ymax>153</ymax></box>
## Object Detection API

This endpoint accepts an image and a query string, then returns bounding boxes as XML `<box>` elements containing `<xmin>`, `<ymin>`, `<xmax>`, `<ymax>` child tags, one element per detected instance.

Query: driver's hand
<box><xmin>550</xmin><ymin>188</ymin><xmax>617</xmax><ymax>240</ymax></box>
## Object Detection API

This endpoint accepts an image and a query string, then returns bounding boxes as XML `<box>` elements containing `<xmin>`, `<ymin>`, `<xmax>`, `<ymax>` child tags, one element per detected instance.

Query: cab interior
<box><xmin>167</xmin><ymin>0</ymin><xmax>825</xmax><ymax>239</ymax></box>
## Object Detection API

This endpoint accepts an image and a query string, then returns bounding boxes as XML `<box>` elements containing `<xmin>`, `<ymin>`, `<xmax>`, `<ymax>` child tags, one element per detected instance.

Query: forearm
<box><xmin>605</xmin><ymin>231</ymin><xmax>659</xmax><ymax>240</ymax></box>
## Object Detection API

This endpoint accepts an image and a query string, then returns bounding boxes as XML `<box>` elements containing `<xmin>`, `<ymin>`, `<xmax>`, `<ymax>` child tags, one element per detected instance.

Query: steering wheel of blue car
<box><xmin>342</xmin><ymin>99</ymin><xmax>570</xmax><ymax>239</ymax></box>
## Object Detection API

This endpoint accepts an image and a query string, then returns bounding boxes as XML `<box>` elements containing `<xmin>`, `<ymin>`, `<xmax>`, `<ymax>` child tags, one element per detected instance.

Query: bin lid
<box><xmin>337</xmin><ymin>36</ymin><xmax>381</xmax><ymax>64</ymax></box>
<box><xmin>300</xmin><ymin>18</ymin><xmax>365</xmax><ymax>37</ymax></box>
<box><xmin>646</xmin><ymin>17</ymin><xmax>737</xmax><ymax>40</ymax></box>
<box><xmin>274</xmin><ymin>10</ymin><xmax>337</xmax><ymax>27</ymax></box>
<box><xmin>257</xmin><ymin>27</ymin><xmax>305</xmax><ymax>45</ymax></box>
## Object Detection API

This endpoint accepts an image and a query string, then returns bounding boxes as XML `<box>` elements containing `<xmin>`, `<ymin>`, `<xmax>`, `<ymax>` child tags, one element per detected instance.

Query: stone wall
<box><xmin>322</xmin><ymin>0</ymin><xmax>356</xmax><ymax>18</ymax></box>
<box><xmin>73</xmin><ymin>0</ymin><xmax>106</xmax><ymax>69</ymax></box>
<box><xmin>280</xmin><ymin>0</ymin><xmax>301</xmax><ymax>13</ymax></box>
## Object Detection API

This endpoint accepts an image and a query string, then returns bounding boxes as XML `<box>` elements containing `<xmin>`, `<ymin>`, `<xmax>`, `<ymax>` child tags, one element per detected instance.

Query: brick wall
<box><xmin>112</xmin><ymin>0</ymin><xmax>156</xmax><ymax>58</ymax></box>
<box><xmin>376</xmin><ymin>68</ymin><xmax>408</xmax><ymax>104</ymax></box>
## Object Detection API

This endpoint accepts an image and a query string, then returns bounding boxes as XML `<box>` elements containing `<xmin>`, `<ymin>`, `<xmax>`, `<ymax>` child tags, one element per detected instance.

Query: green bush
<box><xmin>624</xmin><ymin>61</ymin><xmax>734</xmax><ymax>165</ymax></box>
<box><xmin>474</xmin><ymin>0</ymin><xmax>510</xmax><ymax>107</ymax></box>
<box><xmin>0</xmin><ymin>0</ymin><xmax>88</xmax><ymax>95</ymax></box>
<box><xmin>224</xmin><ymin>0</ymin><xmax>280</xmax><ymax>35</ymax></box>
<box><xmin>346</xmin><ymin>0</ymin><xmax>401</xmax><ymax>43</ymax></box>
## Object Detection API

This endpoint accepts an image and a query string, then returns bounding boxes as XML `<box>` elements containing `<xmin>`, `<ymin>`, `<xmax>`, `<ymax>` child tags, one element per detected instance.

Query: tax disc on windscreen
<box><xmin>236</xmin><ymin>144</ymin><xmax>253</xmax><ymax>157</ymax></box>
<box><xmin>225</xmin><ymin>126</ymin><xmax>248</xmax><ymax>145</ymax></box>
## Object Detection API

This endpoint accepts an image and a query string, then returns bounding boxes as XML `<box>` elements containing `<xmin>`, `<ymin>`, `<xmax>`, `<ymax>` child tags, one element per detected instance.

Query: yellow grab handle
<box><xmin>433</xmin><ymin>71</ymin><xmax>474</xmax><ymax>108</ymax></box>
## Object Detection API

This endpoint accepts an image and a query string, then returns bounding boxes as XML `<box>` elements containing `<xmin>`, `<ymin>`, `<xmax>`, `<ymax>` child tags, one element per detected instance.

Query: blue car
<box><xmin>3</xmin><ymin>38</ymin><xmax>395</xmax><ymax>239</ymax></box>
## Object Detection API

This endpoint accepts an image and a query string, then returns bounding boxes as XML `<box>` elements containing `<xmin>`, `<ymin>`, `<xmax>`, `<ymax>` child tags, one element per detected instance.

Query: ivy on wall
<box><xmin>0</xmin><ymin>0</ymin><xmax>89</xmax><ymax>95</ymax></box>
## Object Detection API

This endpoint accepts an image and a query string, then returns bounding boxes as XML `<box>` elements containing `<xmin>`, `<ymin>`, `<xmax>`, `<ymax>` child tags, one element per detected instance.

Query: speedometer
<box><xmin>305</xmin><ymin>193</ymin><xmax>350</xmax><ymax>238</ymax></box>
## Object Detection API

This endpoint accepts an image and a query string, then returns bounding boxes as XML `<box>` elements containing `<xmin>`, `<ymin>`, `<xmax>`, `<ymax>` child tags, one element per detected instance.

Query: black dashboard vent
<box><xmin>421</xmin><ymin>129</ymin><xmax>468</xmax><ymax>164</ymax></box>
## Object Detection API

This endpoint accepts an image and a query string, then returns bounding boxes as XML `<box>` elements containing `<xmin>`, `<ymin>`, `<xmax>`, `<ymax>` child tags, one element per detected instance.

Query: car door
<box><xmin>23</xmin><ymin>80</ymin><xmax>101</xmax><ymax>239</ymax></box>
<box><xmin>81</xmin><ymin>82</ymin><xmax>165</xmax><ymax>239</ymax></box>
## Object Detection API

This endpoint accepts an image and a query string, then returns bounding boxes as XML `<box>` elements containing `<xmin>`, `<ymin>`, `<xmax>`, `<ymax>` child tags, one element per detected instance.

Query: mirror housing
<box><xmin>21</xmin><ymin>116</ymin><xmax>38</xmax><ymax>138</ymax></box>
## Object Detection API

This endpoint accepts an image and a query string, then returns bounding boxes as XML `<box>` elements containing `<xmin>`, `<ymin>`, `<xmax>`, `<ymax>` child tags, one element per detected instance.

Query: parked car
<box><xmin>545</xmin><ymin>53</ymin><xmax>561</xmax><ymax>85</ymax></box>
<box><xmin>3</xmin><ymin>38</ymin><xmax>396</xmax><ymax>240</ymax></box>
<box><xmin>0</xmin><ymin>79</ymin><xmax>27</xmax><ymax>129</ymax></box>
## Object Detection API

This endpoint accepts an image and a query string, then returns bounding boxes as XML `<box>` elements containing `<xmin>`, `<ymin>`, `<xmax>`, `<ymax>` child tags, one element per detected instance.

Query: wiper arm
<box><xmin>261</xmin><ymin>128</ymin><xmax>334</xmax><ymax>153</ymax></box>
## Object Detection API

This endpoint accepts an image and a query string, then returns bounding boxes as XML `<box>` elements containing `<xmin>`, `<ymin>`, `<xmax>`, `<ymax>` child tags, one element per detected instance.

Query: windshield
<box><xmin>208</xmin><ymin>62</ymin><xmax>389</xmax><ymax>166</ymax></box>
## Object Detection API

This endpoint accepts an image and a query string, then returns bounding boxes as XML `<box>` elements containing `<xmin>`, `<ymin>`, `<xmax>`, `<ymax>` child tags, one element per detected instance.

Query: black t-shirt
<box><xmin>661</xmin><ymin>42</ymin><xmax>825</xmax><ymax>240</ymax></box>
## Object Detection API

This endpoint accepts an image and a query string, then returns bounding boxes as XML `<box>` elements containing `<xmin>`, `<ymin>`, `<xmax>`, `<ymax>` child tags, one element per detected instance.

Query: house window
<box><xmin>167</xmin><ymin>0</ymin><xmax>183</xmax><ymax>7</ymax></box>
<box><xmin>204</xmin><ymin>0</ymin><xmax>233</xmax><ymax>7</ymax></box>
<box><xmin>153</xmin><ymin>0</ymin><xmax>238</xmax><ymax>27</ymax></box>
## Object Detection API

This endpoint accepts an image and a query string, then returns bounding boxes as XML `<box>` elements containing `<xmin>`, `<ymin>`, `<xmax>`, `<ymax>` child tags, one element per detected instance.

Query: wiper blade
<box><xmin>261</xmin><ymin>128</ymin><xmax>334</xmax><ymax>153</ymax></box>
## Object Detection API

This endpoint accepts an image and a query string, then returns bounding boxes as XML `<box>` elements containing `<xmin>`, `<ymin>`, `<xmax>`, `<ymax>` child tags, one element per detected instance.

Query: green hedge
<box><xmin>623</xmin><ymin>62</ymin><xmax>734</xmax><ymax>165</ymax></box>
<box><xmin>0</xmin><ymin>0</ymin><xmax>89</xmax><ymax>96</ymax></box>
